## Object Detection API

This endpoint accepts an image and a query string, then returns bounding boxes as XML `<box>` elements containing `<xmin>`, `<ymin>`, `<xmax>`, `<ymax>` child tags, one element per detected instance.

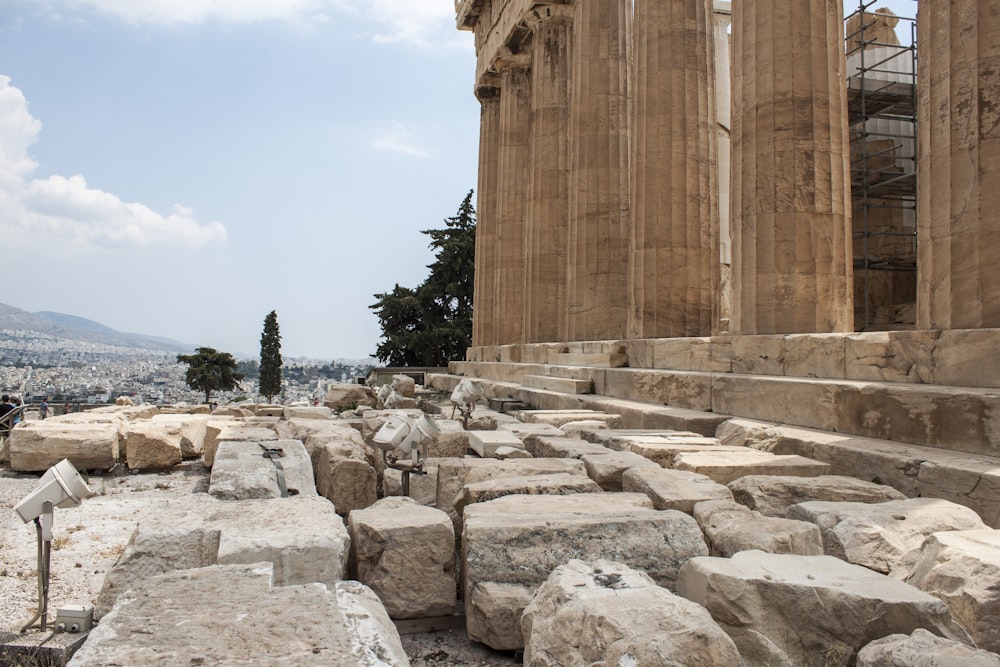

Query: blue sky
<box><xmin>0</xmin><ymin>0</ymin><xmax>479</xmax><ymax>360</ymax></box>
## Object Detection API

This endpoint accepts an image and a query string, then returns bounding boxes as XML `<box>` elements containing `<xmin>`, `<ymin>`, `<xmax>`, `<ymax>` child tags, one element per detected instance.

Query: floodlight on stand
<box><xmin>13</xmin><ymin>459</ymin><xmax>92</xmax><ymax>634</ymax></box>
<box><xmin>371</xmin><ymin>413</ymin><xmax>440</xmax><ymax>497</ymax></box>
<box><xmin>450</xmin><ymin>379</ymin><xmax>486</xmax><ymax>427</ymax></box>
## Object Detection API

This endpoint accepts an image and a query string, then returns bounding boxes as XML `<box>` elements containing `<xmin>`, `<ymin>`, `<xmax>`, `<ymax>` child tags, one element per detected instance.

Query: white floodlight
<box><xmin>450</xmin><ymin>379</ymin><xmax>486</xmax><ymax>427</ymax></box>
<box><xmin>14</xmin><ymin>459</ymin><xmax>91</xmax><ymax>525</ymax></box>
<box><xmin>372</xmin><ymin>414</ymin><xmax>410</xmax><ymax>451</ymax></box>
<box><xmin>371</xmin><ymin>413</ymin><xmax>440</xmax><ymax>496</ymax></box>
<box><xmin>13</xmin><ymin>459</ymin><xmax>92</xmax><ymax>634</ymax></box>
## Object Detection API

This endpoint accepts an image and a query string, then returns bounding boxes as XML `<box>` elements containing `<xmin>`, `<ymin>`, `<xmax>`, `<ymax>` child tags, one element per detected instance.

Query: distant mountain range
<box><xmin>0</xmin><ymin>303</ymin><xmax>192</xmax><ymax>353</ymax></box>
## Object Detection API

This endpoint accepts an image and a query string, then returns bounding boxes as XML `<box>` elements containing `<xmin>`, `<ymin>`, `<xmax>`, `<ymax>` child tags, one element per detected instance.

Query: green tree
<box><xmin>371</xmin><ymin>191</ymin><xmax>476</xmax><ymax>366</ymax></box>
<box><xmin>176</xmin><ymin>347</ymin><xmax>245</xmax><ymax>404</ymax></box>
<box><xmin>259</xmin><ymin>310</ymin><xmax>283</xmax><ymax>403</ymax></box>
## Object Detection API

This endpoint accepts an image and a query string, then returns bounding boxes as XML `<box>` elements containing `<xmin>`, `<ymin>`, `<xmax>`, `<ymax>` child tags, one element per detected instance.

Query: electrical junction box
<box><xmin>56</xmin><ymin>605</ymin><xmax>94</xmax><ymax>633</ymax></box>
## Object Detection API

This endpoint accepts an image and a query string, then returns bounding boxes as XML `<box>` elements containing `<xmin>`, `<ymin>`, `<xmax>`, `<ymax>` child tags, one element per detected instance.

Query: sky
<box><xmin>0</xmin><ymin>0</ymin><xmax>917</xmax><ymax>361</ymax></box>
<box><xmin>0</xmin><ymin>0</ymin><xmax>479</xmax><ymax>360</ymax></box>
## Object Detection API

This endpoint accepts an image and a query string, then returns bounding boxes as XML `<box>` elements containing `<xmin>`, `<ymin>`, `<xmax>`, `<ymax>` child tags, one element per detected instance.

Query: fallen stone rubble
<box><xmin>1</xmin><ymin>394</ymin><xmax>997</xmax><ymax>666</ymax></box>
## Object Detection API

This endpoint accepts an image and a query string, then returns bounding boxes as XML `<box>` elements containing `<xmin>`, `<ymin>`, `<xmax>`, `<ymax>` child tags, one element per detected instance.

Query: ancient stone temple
<box><xmin>457</xmin><ymin>0</ymin><xmax>999</xmax><ymax>343</ymax></box>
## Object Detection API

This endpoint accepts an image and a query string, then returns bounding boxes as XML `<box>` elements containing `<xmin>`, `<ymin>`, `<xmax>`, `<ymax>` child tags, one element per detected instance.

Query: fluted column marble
<box><xmin>731</xmin><ymin>0</ymin><xmax>853</xmax><ymax>334</ymax></box>
<box><xmin>917</xmin><ymin>0</ymin><xmax>1000</xmax><ymax>329</ymax></box>
<box><xmin>472</xmin><ymin>84</ymin><xmax>501</xmax><ymax>347</ymax></box>
<box><xmin>629</xmin><ymin>0</ymin><xmax>718</xmax><ymax>338</ymax></box>
<box><xmin>566</xmin><ymin>0</ymin><xmax>631</xmax><ymax>341</ymax></box>
<box><xmin>524</xmin><ymin>4</ymin><xmax>573</xmax><ymax>344</ymax></box>
<box><xmin>714</xmin><ymin>3</ymin><xmax>733</xmax><ymax>332</ymax></box>
<box><xmin>495</xmin><ymin>56</ymin><xmax>532</xmax><ymax>345</ymax></box>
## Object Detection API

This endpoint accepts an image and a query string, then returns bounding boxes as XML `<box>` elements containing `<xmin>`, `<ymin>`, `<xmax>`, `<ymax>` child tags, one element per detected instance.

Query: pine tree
<box><xmin>176</xmin><ymin>347</ymin><xmax>244</xmax><ymax>404</ymax></box>
<box><xmin>259</xmin><ymin>310</ymin><xmax>282</xmax><ymax>403</ymax></box>
<box><xmin>371</xmin><ymin>191</ymin><xmax>476</xmax><ymax>366</ymax></box>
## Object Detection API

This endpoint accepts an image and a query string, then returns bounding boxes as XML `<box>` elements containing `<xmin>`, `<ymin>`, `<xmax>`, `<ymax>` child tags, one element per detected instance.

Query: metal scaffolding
<box><xmin>844</xmin><ymin>1</ymin><xmax>918</xmax><ymax>330</ymax></box>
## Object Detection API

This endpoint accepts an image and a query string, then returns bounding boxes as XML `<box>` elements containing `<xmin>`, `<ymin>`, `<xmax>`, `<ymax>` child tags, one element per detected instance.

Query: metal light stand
<box><xmin>20</xmin><ymin>501</ymin><xmax>53</xmax><ymax>633</ymax></box>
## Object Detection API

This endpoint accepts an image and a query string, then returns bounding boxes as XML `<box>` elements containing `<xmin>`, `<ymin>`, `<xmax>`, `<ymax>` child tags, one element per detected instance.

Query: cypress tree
<box><xmin>259</xmin><ymin>310</ymin><xmax>282</xmax><ymax>403</ymax></box>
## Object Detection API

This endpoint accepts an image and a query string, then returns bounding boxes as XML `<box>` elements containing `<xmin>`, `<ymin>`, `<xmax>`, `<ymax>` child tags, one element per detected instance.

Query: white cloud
<box><xmin>46</xmin><ymin>0</ymin><xmax>468</xmax><ymax>47</ymax></box>
<box><xmin>372</xmin><ymin>121</ymin><xmax>431</xmax><ymax>158</ymax></box>
<box><xmin>0</xmin><ymin>75</ymin><xmax>226</xmax><ymax>251</ymax></box>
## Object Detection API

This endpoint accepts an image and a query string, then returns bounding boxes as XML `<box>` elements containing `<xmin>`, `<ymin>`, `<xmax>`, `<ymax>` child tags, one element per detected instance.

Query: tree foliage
<box><xmin>371</xmin><ymin>190</ymin><xmax>476</xmax><ymax>366</ymax></box>
<box><xmin>259</xmin><ymin>310</ymin><xmax>283</xmax><ymax>403</ymax></box>
<box><xmin>176</xmin><ymin>347</ymin><xmax>245</xmax><ymax>404</ymax></box>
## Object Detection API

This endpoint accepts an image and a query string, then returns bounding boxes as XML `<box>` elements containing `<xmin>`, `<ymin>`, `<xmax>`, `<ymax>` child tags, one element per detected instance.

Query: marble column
<box><xmin>524</xmin><ymin>4</ymin><xmax>573</xmax><ymax>343</ymax></box>
<box><xmin>629</xmin><ymin>0</ymin><xmax>718</xmax><ymax>339</ymax></box>
<box><xmin>472</xmin><ymin>84</ymin><xmax>501</xmax><ymax>347</ymax></box>
<box><xmin>714</xmin><ymin>3</ymin><xmax>733</xmax><ymax>333</ymax></box>
<box><xmin>730</xmin><ymin>0</ymin><xmax>853</xmax><ymax>334</ymax></box>
<box><xmin>566</xmin><ymin>0</ymin><xmax>632</xmax><ymax>342</ymax></box>
<box><xmin>495</xmin><ymin>55</ymin><xmax>532</xmax><ymax>345</ymax></box>
<box><xmin>917</xmin><ymin>0</ymin><xmax>1000</xmax><ymax>329</ymax></box>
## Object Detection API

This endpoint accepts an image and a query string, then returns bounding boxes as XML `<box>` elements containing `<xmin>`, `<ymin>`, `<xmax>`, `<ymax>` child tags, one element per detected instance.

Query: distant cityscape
<box><xmin>0</xmin><ymin>328</ymin><xmax>373</xmax><ymax>410</ymax></box>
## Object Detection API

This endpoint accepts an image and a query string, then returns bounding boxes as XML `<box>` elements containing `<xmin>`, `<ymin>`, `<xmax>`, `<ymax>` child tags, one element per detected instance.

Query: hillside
<box><xmin>0</xmin><ymin>303</ymin><xmax>191</xmax><ymax>353</ymax></box>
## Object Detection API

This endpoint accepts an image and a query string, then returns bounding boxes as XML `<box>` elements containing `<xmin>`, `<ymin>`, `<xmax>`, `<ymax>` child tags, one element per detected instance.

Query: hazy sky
<box><xmin>0</xmin><ymin>0</ymin><xmax>479</xmax><ymax>360</ymax></box>
<box><xmin>0</xmin><ymin>1</ymin><xmax>916</xmax><ymax>360</ymax></box>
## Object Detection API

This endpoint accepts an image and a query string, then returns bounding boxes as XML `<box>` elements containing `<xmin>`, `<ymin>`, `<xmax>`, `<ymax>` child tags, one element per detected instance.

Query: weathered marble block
<box><xmin>905</xmin><ymin>530</ymin><xmax>1000</xmax><ymax>653</ymax></box>
<box><xmin>622</xmin><ymin>466</ymin><xmax>733</xmax><ymax>513</ymax></box>
<box><xmin>383</xmin><ymin>460</ymin><xmax>439</xmax><ymax>505</ymax></box>
<box><xmin>580</xmin><ymin>451</ymin><xmax>659</xmax><ymax>491</ymax></box>
<box><xmin>523</xmin><ymin>435</ymin><xmax>612</xmax><ymax>459</ymax></box>
<box><xmin>75</xmin><ymin>563</ymin><xmax>407</xmax><ymax>667</ymax></box>
<box><xmin>435</xmin><ymin>457</ymin><xmax>586</xmax><ymax>528</ymax></box>
<box><xmin>324</xmin><ymin>383</ymin><xmax>375</xmax><ymax>410</ymax></box>
<box><xmin>497</xmin><ymin>422</ymin><xmax>565</xmax><ymax>439</ymax></box>
<box><xmin>463</xmin><ymin>493</ymin><xmax>707</xmax><ymax>650</ymax></box>
<box><xmin>348</xmin><ymin>497</ymin><xmax>455</xmax><ymax>620</ymax></box>
<box><xmin>96</xmin><ymin>495</ymin><xmax>349</xmax><ymax>616</ymax></box>
<box><xmin>150</xmin><ymin>413</ymin><xmax>208</xmax><ymax>457</ymax></box>
<box><xmin>468</xmin><ymin>430</ymin><xmax>525</xmax><ymax>457</ymax></box>
<box><xmin>517</xmin><ymin>410</ymin><xmax>623</xmax><ymax>428</ymax></box>
<box><xmin>9</xmin><ymin>422</ymin><xmax>120</xmax><ymax>472</ymax></box>
<box><xmin>858</xmin><ymin>628</ymin><xmax>1000</xmax><ymax>666</ymax></box>
<box><xmin>693</xmin><ymin>499</ymin><xmax>824</xmax><ymax>557</ymax></box>
<box><xmin>522</xmin><ymin>560</ymin><xmax>742</xmax><ymax>667</ymax></box>
<box><xmin>677</xmin><ymin>550</ymin><xmax>972</xmax><ymax>666</ymax></box>
<box><xmin>209</xmin><ymin>439</ymin><xmax>316</xmax><ymax>500</ymax></box>
<box><xmin>788</xmin><ymin>498</ymin><xmax>988</xmax><ymax>575</ymax></box>
<box><xmin>125</xmin><ymin>421</ymin><xmax>183</xmax><ymax>470</ymax></box>
<box><xmin>454</xmin><ymin>473</ymin><xmax>601</xmax><ymax>518</ymax></box>
<box><xmin>673</xmin><ymin>449</ymin><xmax>830</xmax><ymax>484</ymax></box>
<box><xmin>283</xmin><ymin>405</ymin><xmax>333</xmax><ymax>420</ymax></box>
<box><xmin>581</xmin><ymin>429</ymin><xmax>705</xmax><ymax>448</ymax></box>
<box><xmin>316</xmin><ymin>439</ymin><xmax>377</xmax><ymax>516</ymax></box>
<box><xmin>729</xmin><ymin>474</ymin><xmax>907</xmax><ymax>517</ymax></box>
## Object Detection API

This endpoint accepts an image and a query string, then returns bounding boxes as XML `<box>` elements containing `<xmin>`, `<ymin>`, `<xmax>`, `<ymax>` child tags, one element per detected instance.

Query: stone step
<box><xmin>466</xmin><ymin>329</ymin><xmax>1000</xmax><ymax>389</ymax></box>
<box><xmin>447</xmin><ymin>362</ymin><xmax>1000</xmax><ymax>457</ymax></box>
<box><xmin>549</xmin><ymin>351</ymin><xmax>628</xmax><ymax>368</ymax></box>
<box><xmin>718</xmin><ymin>418</ymin><xmax>1000</xmax><ymax>528</ymax></box>
<box><xmin>522</xmin><ymin>374</ymin><xmax>593</xmax><ymax>394</ymax></box>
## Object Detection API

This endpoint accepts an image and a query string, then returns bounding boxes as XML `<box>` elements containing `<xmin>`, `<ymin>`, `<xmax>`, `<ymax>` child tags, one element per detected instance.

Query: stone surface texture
<box><xmin>462</xmin><ymin>493</ymin><xmax>707</xmax><ymax>649</ymax></box>
<box><xmin>580</xmin><ymin>450</ymin><xmax>659</xmax><ymax>491</ymax></box>
<box><xmin>521</xmin><ymin>560</ymin><xmax>743</xmax><ymax>667</ymax></box>
<box><xmin>124</xmin><ymin>421</ymin><xmax>184</xmax><ymax>470</ymax></box>
<box><xmin>858</xmin><ymin>628</ymin><xmax>1000</xmax><ymax>667</ymax></box>
<box><xmin>623</xmin><ymin>466</ymin><xmax>733</xmax><ymax>513</ymax></box>
<box><xmin>209</xmin><ymin>439</ymin><xmax>316</xmax><ymax>500</ymax></box>
<box><xmin>73</xmin><ymin>563</ymin><xmax>408</xmax><ymax>667</ymax></box>
<box><xmin>9</xmin><ymin>422</ymin><xmax>121</xmax><ymax>472</ymax></box>
<box><xmin>693</xmin><ymin>499</ymin><xmax>824</xmax><ymax>557</ymax></box>
<box><xmin>788</xmin><ymin>498</ymin><xmax>988</xmax><ymax>575</ymax></box>
<box><xmin>96</xmin><ymin>494</ymin><xmax>349</xmax><ymax>616</ymax></box>
<box><xmin>348</xmin><ymin>497</ymin><xmax>456</xmax><ymax>620</ymax></box>
<box><xmin>677</xmin><ymin>550</ymin><xmax>973</xmax><ymax>666</ymax></box>
<box><xmin>904</xmin><ymin>529</ymin><xmax>1000</xmax><ymax>653</ymax></box>
<box><xmin>729</xmin><ymin>474</ymin><xmax>907</xmax><ymax>517</ymax></box>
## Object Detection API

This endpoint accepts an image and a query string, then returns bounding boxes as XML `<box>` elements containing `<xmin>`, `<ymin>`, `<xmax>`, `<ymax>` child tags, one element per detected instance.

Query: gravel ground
<box><xmin>0</xmin><ymin>463</ymin><xmax>523</xmax><ymax>665</ymax></box>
